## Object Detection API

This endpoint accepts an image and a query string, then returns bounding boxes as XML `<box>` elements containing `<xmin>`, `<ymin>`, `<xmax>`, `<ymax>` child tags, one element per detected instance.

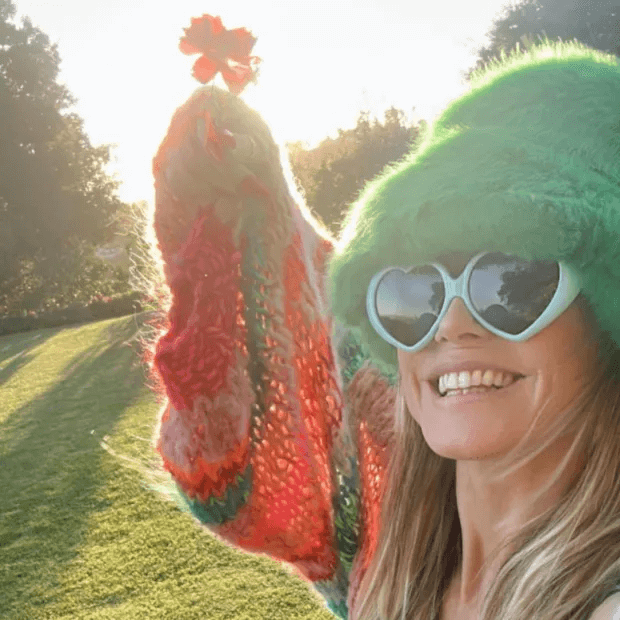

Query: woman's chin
<box><xmin>423</xmin><ymin>439</ymin><xmax>502</xmax><ymax>461</ymax></box>
<box><xmin>419</xmin><ymin>420</ymin><xmax>517</xmax><ymax>461</ymax></box>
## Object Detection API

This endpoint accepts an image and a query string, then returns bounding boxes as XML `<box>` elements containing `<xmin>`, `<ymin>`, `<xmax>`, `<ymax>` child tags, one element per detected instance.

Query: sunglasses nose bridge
<box><xmin>435</xmin><ymin>271</ymin><xmax>481</xmax><ymax>333</ymax></box>
<box><xmin>442</xmin><ymin>295</ymin><xmax>471</xmax><ymax>319</ymax></box>
<box><xmin>443</xmin><ymin>269</ymin><xmax>469</xmax><ymax>304</ymax></box>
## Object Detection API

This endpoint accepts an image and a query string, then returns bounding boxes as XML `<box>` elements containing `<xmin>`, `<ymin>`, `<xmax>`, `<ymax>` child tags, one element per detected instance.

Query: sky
<box><xmin>12</xmin><ymin>0</ymin><xmax>515</xmax><ymax>206</ymax></box>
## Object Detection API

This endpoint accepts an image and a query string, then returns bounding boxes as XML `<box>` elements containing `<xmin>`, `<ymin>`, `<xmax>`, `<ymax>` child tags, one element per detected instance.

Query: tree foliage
<box><xmin>0</xmin><ymin>0</ymin><xmax>127</xmax><ymax>314</ymax></box>
<box><xmin>469</xmin><ymin>0</ymin><xmax>620</xmax><ymax>77</ymax></box>
<box><xmin>288</xmin><ymin>107</ymin><xmax>423</xmax><ymax>236</ymax></box>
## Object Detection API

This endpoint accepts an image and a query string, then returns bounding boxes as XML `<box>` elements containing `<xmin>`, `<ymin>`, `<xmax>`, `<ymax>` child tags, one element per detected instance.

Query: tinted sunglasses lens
<box><xmin>375</xmin><ymin>266</ymin><xmax>445</xmax><ymax>347</ymax></box>
<box><xmin>468</xmin><ymin>253</ymin><xmax>560</xmax><ymax>335</ymax></box>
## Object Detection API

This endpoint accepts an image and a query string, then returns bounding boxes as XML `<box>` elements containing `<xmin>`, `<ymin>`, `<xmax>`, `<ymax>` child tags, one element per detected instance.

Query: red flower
<box><xmin>179</xmin><ymin>14</ymin><xmax>261</xmax><ymax>94</ymax></box>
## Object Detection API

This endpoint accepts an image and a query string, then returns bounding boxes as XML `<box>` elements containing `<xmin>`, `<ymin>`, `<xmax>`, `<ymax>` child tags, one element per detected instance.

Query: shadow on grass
<box><xmin>0</xmin><ymin>328</ymin><xmax>62</xmax><ymax>387</ymax></box>
<box><xmin>0</xmin><ymin>315</ymin><xmax>151</xmax><ymax>617</ymax></box>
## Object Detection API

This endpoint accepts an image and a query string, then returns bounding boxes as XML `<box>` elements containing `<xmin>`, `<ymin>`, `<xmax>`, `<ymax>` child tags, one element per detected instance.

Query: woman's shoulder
<box><xmin>589</xmin><ymin>591</ymin><xmax>620</xmax><ymax>620</ymax></box>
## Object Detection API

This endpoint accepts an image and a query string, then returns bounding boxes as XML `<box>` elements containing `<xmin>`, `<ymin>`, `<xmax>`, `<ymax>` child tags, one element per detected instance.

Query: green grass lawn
<box><xmin>0</xmin><ymin>314</ymin><xmax>335</xmax><ymax>620</ymax></box>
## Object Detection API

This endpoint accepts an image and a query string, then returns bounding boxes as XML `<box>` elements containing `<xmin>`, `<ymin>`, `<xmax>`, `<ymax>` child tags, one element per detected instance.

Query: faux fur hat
<box><xmin>328</xmin><ymin>40</ymin><xmax>620</xmax><ymax>376</ymax></box>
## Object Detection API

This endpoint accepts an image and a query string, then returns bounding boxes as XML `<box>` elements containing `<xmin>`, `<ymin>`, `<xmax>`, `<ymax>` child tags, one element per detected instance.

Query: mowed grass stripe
<box><xmin>0</xmin><ymin>315</ymin><xmax>333</xmax><ymax>620</ymax></box>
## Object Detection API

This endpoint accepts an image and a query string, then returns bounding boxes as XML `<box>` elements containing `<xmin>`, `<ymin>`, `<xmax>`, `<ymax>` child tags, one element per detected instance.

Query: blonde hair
<box><xmin>352</xmin><ymin>296</ymin><xmax>620</xmax><ymax>620</ymax></box>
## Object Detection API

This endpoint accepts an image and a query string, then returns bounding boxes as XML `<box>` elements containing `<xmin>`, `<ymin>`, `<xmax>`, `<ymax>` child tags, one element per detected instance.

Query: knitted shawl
<box><xmin>151</xmin><ymin>88</ymin><xmax>397</xmax><ymax>620</ymax></box>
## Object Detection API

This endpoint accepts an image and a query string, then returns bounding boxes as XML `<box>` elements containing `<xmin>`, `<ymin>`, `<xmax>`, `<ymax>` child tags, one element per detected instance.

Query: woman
<box><xmin>146</xmin><ymin>15</ymin><xmax>620</xmax><ymax>620</ymax></box>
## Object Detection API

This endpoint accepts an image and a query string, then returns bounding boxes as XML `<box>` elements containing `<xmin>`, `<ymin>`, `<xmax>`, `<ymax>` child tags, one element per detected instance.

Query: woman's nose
<box><xmin>433</xmin><ymin>296</ymin><xmax>491</xmax><ymax>346</ymax></box>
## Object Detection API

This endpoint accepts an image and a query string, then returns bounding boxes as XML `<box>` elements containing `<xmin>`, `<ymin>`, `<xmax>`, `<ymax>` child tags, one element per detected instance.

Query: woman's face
<box><xmin>397</xmin><ymin>252</ymin><xmax>599</xmax><ymax>461</ymax></box>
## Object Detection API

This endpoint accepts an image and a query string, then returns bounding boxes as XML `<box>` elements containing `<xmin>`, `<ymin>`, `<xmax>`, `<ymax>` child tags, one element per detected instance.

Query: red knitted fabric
<box><xmin>151</xmin><ymin>92</ymin><xmax>396</xmax><ymax>618</ymax></box>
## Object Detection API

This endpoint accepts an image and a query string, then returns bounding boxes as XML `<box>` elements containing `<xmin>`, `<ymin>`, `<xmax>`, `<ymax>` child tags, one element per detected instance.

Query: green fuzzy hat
<box><xmin>328</xmin><ymin>40</ymin><xmax>620</xmax><ymax>377</ymax></box>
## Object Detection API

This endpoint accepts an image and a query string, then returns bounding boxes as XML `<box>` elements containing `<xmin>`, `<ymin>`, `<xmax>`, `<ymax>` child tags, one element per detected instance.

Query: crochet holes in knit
<box><xmin>357</xmin><ymin>419</ymin><xmax>386</xmax><ymax>573</ymax></box>
<box><xmin>244</xmin><ymin>234</ymin><xmax>343</xmax><ymax>573</ymax></box>
<box><xmin>154</xmin><ymin>209</ymin><xmax>255</xmax><ymax>499</ymax></box>
<box><xmin>155</xmin><ymin>209</ymin><xmax>248</xmax><ymax>411</ymax></box>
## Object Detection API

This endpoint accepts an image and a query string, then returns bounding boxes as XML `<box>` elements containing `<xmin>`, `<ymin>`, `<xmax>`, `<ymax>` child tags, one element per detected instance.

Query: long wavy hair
<box><xmin>351</xmin><ymin>295</ymin><xmax>620</xmax><ymax>620</ymax></box>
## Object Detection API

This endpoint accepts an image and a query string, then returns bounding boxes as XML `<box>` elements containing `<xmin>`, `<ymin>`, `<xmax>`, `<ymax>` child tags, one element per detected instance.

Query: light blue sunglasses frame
<box><xmin>366</xmin><ymin>251</ymin><xmax>582</xmax><ymax>353</ymax></box>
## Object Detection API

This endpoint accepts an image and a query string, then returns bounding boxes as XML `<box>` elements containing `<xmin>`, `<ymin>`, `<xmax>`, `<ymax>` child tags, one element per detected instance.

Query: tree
<box><xmin>469</xmin><ymin>0</ymin><xmax>620</xmax><ymax>77</ymax></box>
<box><xmin>288</xmin><ymin>107</ymin><xmax>422</xmax><ymax>236</ymax></box>
<box><xmin>94</xmin><ymin>199</ymin><xmax>164</xmax><ymax>303</ymax></box>
<box><xmin>0</xmin><ymin>0</ymin><xmax>127</xmax><ymax>313</ymax></box>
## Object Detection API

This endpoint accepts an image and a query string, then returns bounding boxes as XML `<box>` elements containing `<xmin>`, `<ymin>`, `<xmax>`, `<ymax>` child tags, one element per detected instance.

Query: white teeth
<box><xmin>437</xmin><ymin>369</ymin><xmax>519</xmax><ymax>396</ymax></box>
<box><xmin>481</xmin><ymin>370</ymin><xmax>495</xmax><ymax>386</ymax></box>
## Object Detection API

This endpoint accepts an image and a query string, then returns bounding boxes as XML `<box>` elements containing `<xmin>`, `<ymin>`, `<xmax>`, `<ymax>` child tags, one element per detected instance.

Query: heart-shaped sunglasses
<box><xmin>366</xmin><ymin>251</ymin><xmax>582</xmax><ymax>353</ymax></box>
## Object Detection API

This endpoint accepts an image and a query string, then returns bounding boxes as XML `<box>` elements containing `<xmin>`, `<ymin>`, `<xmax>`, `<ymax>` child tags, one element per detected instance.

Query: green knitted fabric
<box><xmin>328</xmin><ymin>40</ymin><xmax>620</xmax><ymax>376</ymax></box>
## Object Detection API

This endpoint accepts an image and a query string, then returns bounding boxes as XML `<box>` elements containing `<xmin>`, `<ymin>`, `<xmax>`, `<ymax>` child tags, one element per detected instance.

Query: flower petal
<box><xmin>192</xmin><ymin>56</ymin><xmax>219</xmax><ymax>84</ymax></box>
<box><xmin>221</xmin><ymin>61</ymin><xmax>260</xmax><ymax>94</ymax></box>
<box><xmin>204</xmin><ymin>14</ymin><xmax>225</xmax><ymax>36</ymax></box>
<box><xmin>179</xmin><ymin>38</ymin><xmax>202</xmax><ymax>55</ymax></box>
<box><xmin>227</xmin><ymin>28</ymin><xmax>258</xmax><ymax>59</ymax></box>
<box><xmin>180</xmin><ymin>14</ymin><xmax>225</xmax><ymax>56</ymax></box>
<box><xmin>221</xmin><ymin>67</ymin><xmax>251</xmax><ymax>95</ymax></box>
<box><xmin>180</xmin><ymin>14</ymin><xmax>261</xmax><ymax>90</ymax></box>
<box><xmin>190</xmin><ymin>14</ymin><xmax>224</xmax><ymax>35</ymax></box>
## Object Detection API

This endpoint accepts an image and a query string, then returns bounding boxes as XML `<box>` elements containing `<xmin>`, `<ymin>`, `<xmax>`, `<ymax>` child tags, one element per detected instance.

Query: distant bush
<box><xmin>0</xmin><ymin>292</ymin><xmax>146</xmax><ymax>336</ymax></box>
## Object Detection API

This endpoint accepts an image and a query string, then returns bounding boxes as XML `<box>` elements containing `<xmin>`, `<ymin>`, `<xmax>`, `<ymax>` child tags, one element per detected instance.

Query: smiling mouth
<box><xmin>429</xmin><ymin>375</ymin><xmax>526</xmax><ymax>397</ymax></box>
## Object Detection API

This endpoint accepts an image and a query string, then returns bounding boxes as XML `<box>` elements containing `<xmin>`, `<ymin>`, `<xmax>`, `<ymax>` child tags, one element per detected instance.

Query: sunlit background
<box><xmin>12</xmin><ymin>0</ymin><xmax>512</xmax><ymax>205</ymax></box>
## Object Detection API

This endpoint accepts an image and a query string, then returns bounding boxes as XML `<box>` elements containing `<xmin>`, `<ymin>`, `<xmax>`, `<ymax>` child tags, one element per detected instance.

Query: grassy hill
<box><xmin>0</xmin><ymin>314</ymin><xmax>334</xmax><ymax>620</ymax></box>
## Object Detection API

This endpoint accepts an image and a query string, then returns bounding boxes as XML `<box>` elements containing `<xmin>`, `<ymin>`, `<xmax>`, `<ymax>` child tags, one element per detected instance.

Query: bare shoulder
<box><xmin>589</xmin><ymin>592</ymin><xmax>620</xmax><ymax>620</ymax></box>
